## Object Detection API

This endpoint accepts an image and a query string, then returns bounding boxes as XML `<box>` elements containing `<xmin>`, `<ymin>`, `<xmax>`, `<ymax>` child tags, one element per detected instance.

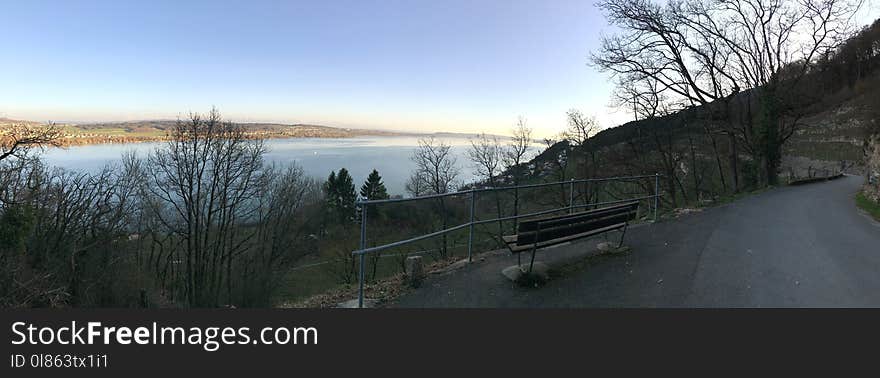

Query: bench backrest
<box><xmin>516</xmin><ymin>201</ymin><xmax>639</xmax><ymax>245</ymax></box>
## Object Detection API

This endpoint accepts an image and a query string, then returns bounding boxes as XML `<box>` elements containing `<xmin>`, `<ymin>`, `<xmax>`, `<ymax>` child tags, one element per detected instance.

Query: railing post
<box><xmin>568</xmin><ymin>179</ymin><xmax>575</xmax><ymax>214</ymax></box>
<box><xmin>653</xmin><ymin>173</ymin><xmax>660</xmax><ymax>222</ymax></box>
<box><xmin>467</xmin><ymin>189</ymin><xmax>475</xmax><ymax>263</ymax></box>
<box><xmin>358</xmin><ymin>200</ymin><xmax>367</xmax><ymax>308</ymax></box>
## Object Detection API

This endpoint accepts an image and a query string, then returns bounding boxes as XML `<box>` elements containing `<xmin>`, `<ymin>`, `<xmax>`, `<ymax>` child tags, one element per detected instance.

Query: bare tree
<box><xmin>539</xmin><ymin>135</ymin><xmax>571</xmax><ymax>207</ymax></box>
<box><xmin>405</xmin><ymin>172</ymin><xmax>427</xmax><ymax>197</ymax></box>
<box><xmin>564</xmin><ymin>110</ymin><xmax>600</xmax><ymax>147</ymax></box>
<box><xmin>612</xmin><ymin>54</ymin><xmax>728</xmax><ymax>197</ymax></box>
<box><xmin>468</xmin><ymin>133</ymin><xmax>503</xmax><ymax>186</ymax></box>
<box><xmin>613</xmin><ymin>76</ymin><xmax>668</xmax><ymax>122</ymax></box>
<box><xmin>594</xmin><ymin>0</ymin><xmax>862</xmax><ymax>187</ymax></box>
<box><xmin>0</xmin><ymin>122</ymin><xmax>62</xmax><ymax>162</ymax></box>
<box><xmin>593</xmin><ymin>0</ymin><xmax>742</xmax><ymax>190</ymax></box>
<box><xmin>1</xmin><ymin>110</ymin><xmax>325</xmax><ymax>308</ymax></box>
<box><xmin>505</xmin><ymin>117</ymin><xmax>534</xmax><ymax>173</ymax></box>
<box><xmin>467</xmin><ymin>133</ymin><xmax>504</xmax><ymax>241</ymax></box>
<box><xmin>542</xmin><ymin>136</ymin><xmax>569</xmax><ymax>180</ymax></box>
<box><xmin>411</xmin><ymin>137</ymin><xmax>460</xmax><ymax>258</ymax></box>
<box><xmin>412</xmin><ymin>137</ymin><xmax>460</xmax><ymax>195</ymax></box>
<box><xmin>145</xmin><ymin>108</ymin><xmax>266</xmax><ymax>306</ymax></box>
<box><xmin>503</xmin><ymin>117</ymin><xmax>534</xmax><ymax>232</ymax></box>
<box><xmin>1</xmin><ymin>159</ymin><xmax>139</xmax><ymax>307</ymax></box>
<box><xmin>564</xmin><ymin>110</ymin><xmax>602</xmax><ymax>205</ymax></box>
<box><xmin>246</xmin><ymin>164</ymin><xmax>320</xmax><ymax>306</ymax></box>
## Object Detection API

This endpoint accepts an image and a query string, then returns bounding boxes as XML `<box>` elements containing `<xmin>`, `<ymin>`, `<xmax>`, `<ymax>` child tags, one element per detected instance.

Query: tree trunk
<box><xmin>689</xmin><ymin>135</ymin><xmax>700</xmax><ymax>198</ymax></box>
<box><xmin>706</xmin><ymin>127</ymin><xmax>726</xmax><ymax>193</ymax></box>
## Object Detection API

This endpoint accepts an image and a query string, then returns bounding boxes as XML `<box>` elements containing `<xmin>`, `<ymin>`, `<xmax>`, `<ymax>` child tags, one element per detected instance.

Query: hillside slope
<box><xmin>514</xmin><ymin>20</ymin><xmax>880</xmax><ymax>210</ymax></box>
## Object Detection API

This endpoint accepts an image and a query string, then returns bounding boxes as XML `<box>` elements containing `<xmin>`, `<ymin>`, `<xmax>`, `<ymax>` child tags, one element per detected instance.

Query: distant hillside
<box><xmin>520</xmin><ymin>73</ymin><xmax>876</xmax><ymax>184</ymax></box>
<box><xmin>72</xmin><ymin>120</ymin><xmax>412</xmax><ymax>144</ymax></box>
<box><xmin>0</xmin><ymin>119</ymin><xmax>412</xmax><ymax>146</ymax></box>
<box><xmin>0</xmin><ymin>117</ymin><xmax>513</xmax><ymax>147</ymax></box>
<box><xmin>0</xmin><ymin>117</ymin><xmax>40</xmax><ymax>127</ymax></box>
<box><xmin>513</xmin><ymin>19</ymin><xmax>880</xmax><ymax>206</ymax></box>
<box><xmin>84</xmin><ymin>120</ymin><xmax>410</xmax><ymax>135</ymax></box>
<box><xmin>573</xmin><ymin>70</ymin><xmax>875</xmax><ymax>176</ymax></box>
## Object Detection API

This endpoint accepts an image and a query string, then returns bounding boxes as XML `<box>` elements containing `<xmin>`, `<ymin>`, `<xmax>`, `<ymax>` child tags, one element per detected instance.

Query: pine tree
<box><xmin>323</xmin><ymin>168</ymin><xmax>356</xmax><ymax>224</ymax></box>
<box><xmin>360</xmin><ymin>169</ymin><xmax>389</xmax><ymax>200</ymax></box>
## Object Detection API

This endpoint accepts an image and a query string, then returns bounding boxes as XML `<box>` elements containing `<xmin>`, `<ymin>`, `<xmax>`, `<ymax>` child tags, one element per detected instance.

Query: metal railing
<box><xmin>351</xmin><ymin>173</ymin><xmax>661</xmax><ymax>307</ymax></box>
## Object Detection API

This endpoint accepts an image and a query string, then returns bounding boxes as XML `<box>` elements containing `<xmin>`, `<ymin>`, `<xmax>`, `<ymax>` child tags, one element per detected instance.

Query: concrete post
<box><xmin>405</xmin><ymin>256</ymin><xmax>425</xmax><ymax>288</ymax></box>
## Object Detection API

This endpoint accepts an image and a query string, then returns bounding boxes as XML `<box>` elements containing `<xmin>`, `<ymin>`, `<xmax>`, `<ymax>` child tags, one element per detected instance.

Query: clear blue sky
<box><xmin>1</xmin><ymin>0</ymin><xmax>623</xmax><ymax>137</ymax></box>
<box><xmin>2</xmin><ymin>1</ymin><xmax>878</xmax><ymax>137</ymax></box>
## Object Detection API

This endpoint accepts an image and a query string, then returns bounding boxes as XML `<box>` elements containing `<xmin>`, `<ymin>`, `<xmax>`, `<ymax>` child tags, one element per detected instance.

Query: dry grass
<box><xmin>856</xmin><ymin>191</ymin><xmax>880</xmax><ymax>222</ymax></box>
<box><xmin>277</xmin><ymin>257</ymin><xmax>465</xmax><ymax>308</ymax></box>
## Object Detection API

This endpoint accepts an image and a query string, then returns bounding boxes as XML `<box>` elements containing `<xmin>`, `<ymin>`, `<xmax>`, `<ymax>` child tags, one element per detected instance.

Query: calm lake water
<box><xmin>40</xmin><ymin>136</ymin><xmax>482</xmax><ymax>196</ymax></box>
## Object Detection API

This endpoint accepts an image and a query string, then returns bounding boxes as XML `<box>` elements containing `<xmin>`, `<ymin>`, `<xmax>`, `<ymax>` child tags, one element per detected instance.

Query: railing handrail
<box><xmin>351</xmin><ymin>182</ymin><xmax>660</xmax><ymax>256</ymax></box>
<box><xmin>352</xmin><ymin>172</ymin><xmax>662</xmax><ymax>307</ymax></box>
<box><xmin>352</xmin><ymin>194</ymin><xmax>659</xmax><ymax>256</ymax></box>
<box><xmin>355</xmin><ymin>173</ymin><xmax>661</xmax><ymax>205</ymax></box>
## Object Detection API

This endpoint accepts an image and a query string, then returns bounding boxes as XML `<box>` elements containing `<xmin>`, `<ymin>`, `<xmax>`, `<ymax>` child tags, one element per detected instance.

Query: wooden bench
<box><xmin>502</xmin><ymin>201</ymin><xmax>640</xmax><ymax>272</ymax></box>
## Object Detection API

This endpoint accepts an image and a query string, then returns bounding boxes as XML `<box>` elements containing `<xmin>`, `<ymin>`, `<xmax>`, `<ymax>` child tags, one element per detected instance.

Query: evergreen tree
<box><xmin>360</xmin><ymin>169</ymin><xmax>389</xmax><ymax>200</ymax></box>
<box><xmin>359</xmin><ymin>169</ymin><xmax>390</xmax><ymax>281</ymax></box>
<box><xmin>323</xmin><ymin>168</ymin><xmax>356</xmax><ymax>224</ymax></box>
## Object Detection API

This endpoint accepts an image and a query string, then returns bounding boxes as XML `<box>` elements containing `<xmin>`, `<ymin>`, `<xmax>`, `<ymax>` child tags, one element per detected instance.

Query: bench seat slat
<box><xmin>504</xmin><ymin>222</ymin><xmax>627</xmax><ymax>254</ymax></box>
<box><xmin>516</xmin><ymin>211</ymin><xmax>636</xmax><ymax>245</ymax></box>
<box><xmin>517</xmin><ymin>201</ymin><xmax>639</xmax><ymax>232</ymax></box>
<box><xmin>502</xmin><ymin>201</ymin><xmax>640</xmax><ymax>256</ymax></box>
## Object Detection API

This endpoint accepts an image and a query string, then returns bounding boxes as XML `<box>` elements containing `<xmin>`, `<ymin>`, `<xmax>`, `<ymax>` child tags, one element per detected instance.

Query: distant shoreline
<box><xmin>2</xmin><ymin>117</ymin><xmax>512</xmax><ymax>148</ymax></box>
<box><xmin>46</xmin><ymin>132</ymin><xmax>362</xmax><ymax>148</ymax></box>
<box><xmin>47</xmin><ymin>128</ymin><xmax>416</xmax><ymax>147</ymax></box>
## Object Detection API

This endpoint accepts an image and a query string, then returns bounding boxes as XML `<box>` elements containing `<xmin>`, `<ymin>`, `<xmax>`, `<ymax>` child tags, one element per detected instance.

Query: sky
<box><xmin>2</xmin><ymin>0</ymin><xmax>879</xmax><ymax>138</ymax></box>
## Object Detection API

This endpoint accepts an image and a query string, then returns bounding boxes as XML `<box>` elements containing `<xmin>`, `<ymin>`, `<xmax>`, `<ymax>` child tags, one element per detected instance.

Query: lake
<box><xmin>40</xmin><ymin>136</ymin><xmax>487</xmax><ymax>196</ymax></box>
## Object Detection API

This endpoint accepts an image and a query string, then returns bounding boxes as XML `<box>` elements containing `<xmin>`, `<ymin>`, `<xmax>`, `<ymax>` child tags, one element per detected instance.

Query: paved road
<box><xmin>392</xmin><ymin>175</ymin><xmax>880</xmax><ymax>307</ymax></box>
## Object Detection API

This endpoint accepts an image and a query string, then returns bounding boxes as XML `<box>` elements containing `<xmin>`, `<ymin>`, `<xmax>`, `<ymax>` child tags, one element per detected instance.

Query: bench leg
<box><xmin>528</xmin><ymin>249</ymin><xmax>537</xmax><ymax>274</ymax></box>
<box><xmin>618</xmin><ymin>222</ymin><xmax>629</xmax><ymax>248</ymax></box>
<box><xmin>528</xmin><ymin>223</ymin><xmax>542</xmax><ymax>273</ymax></box>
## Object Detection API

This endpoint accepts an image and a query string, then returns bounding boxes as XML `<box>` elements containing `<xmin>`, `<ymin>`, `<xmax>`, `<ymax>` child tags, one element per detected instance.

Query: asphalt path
<box><xmin>391</xmin><ymin>175</ymin><xmax>880</xmax><ymax>307</ymax></box>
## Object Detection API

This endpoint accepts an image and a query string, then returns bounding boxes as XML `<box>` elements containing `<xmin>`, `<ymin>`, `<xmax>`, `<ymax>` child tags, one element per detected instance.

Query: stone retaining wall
<box><xmin>866</xmin><ymin>132</ymin><xmax>880</xmax><ymax>202</ymax></box>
